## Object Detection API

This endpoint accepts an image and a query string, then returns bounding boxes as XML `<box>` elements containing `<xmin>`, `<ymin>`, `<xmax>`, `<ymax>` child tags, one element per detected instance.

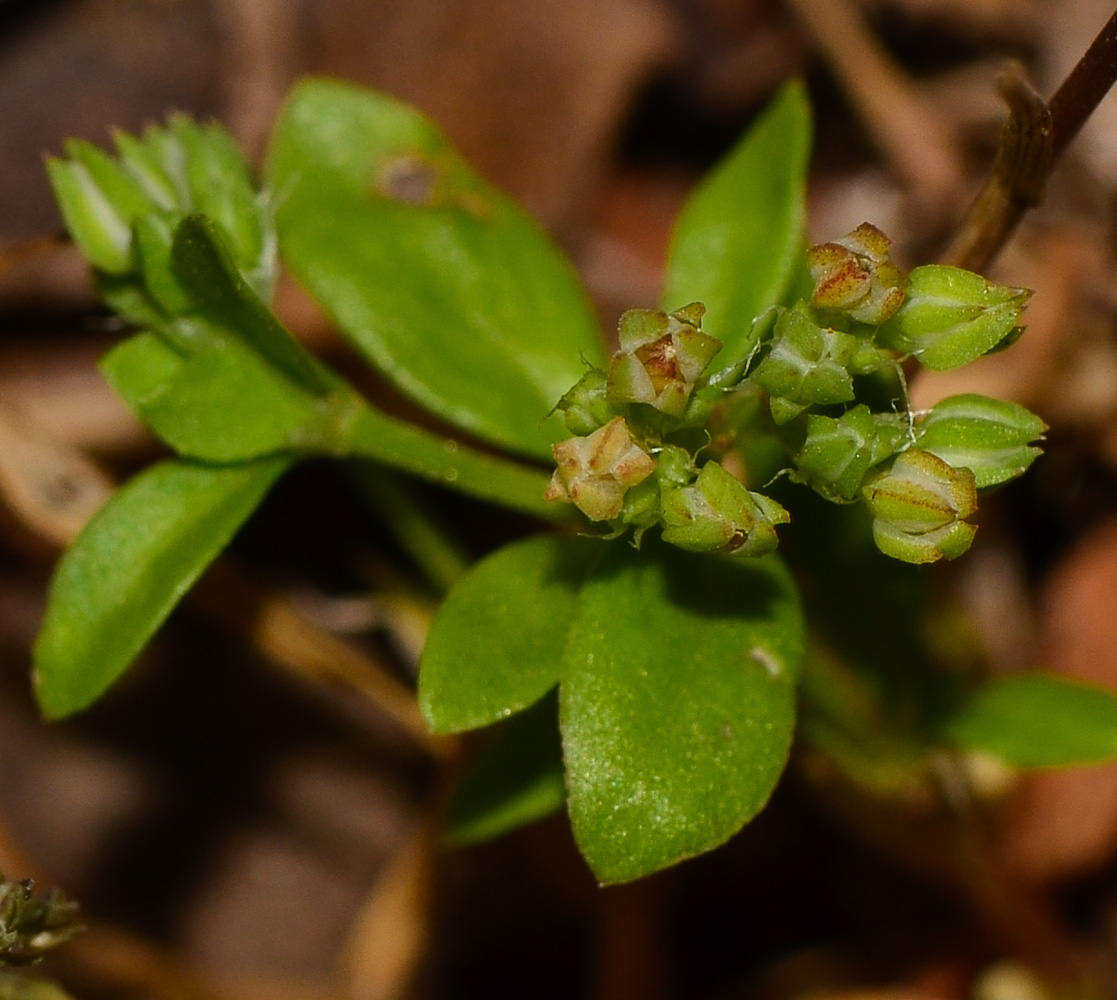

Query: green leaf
<box><xmin>100</xmin><ymin>331</ymin><xmax>354</xmax><ymax>462</ymax></box>
<box><xmin>446</xmin><ymin>691</ymin><xmax>565</xmax><ymax>845</ymax></box>
<box><xmin>941</xmin><ymin>672</ymin><xmax>1117</xmax><ymax>767</ymax></box>
<box><xmin>171</xmin><ymin>214</ymin><xmax>333</xmax><ymax>396</ymax></box>
<box><xmin>34</xmin><ymin>456</ymin><xmax>290</xmax><ymax>719</ymax></box>
<box><xmin>419</xmin><ymin>535</ymin><xmax>602</xmax><ymax>733</ymax></box>
<box><xmin>560</xmin><ymin>542</ymin><xmax>804</xmax><ymax>883</ymax></box>
<box><xmin>266</xmin><ymin>78</ymin><xmax>604</xmax><ymax>459</ymax></box>
<box><xmin>662</xmin><ymin>81</ymin><xmax>811</xmax><ymax>365</ymax></box>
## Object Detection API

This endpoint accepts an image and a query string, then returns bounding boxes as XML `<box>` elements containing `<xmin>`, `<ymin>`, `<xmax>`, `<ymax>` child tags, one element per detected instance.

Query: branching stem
<box><xmin>943</xmin><ymin>7</ymin><xmax>1117</xmax><ymax>271</ymax></box>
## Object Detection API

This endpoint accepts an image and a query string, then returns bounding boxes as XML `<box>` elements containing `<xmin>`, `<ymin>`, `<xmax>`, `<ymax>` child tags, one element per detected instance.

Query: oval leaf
<box><xmin>560</xmin><ymin>542</ymin><xmax>805</xmax><ymax>883</ymax></box>
<box><xmin>662</xmin><ymin>82</ymin><xmax>811</xmax><ymax>365</ymax></box>
<box><xmin>266</xmin><ymin>78</ymin><xmax>605</xmax><ymax>459</ymax></box>
<box><xmin>941</xmin><ymin>672</ymin><xmax>1117</xmax><ymax>767</ymax></box>
<box><xmin>34</xmin><ymin>456</ymin><xmax>290</xmax><ymax>718</ymax></box>
<box><xmin>419</xmin><ymin>534</ymin><xmax>602</xmax><ymax>733</ymax></box>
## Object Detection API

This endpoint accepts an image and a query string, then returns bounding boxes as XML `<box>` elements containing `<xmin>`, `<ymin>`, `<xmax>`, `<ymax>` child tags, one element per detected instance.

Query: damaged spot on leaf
<box><xmin>375</xmin><ymin>153</ymin><xmax>441</xmax><ymax>206</ymax></box>
<box><xmin>374</xmin><ymin>152</ymin><xmax>490</xmax><ymax>217</ymax></box>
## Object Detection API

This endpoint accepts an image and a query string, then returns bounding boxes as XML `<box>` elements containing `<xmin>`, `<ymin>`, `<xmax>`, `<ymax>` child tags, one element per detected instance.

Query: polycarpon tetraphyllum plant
<box><xmin>36</xmin><ymin>77</ymin><xmax>1117</xmax><ymax>888</ymax></box>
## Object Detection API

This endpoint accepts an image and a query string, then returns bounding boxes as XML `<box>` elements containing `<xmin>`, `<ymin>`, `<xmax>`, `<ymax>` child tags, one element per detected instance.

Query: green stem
<box><xmin>349</xmin><ymin>467</ymin><xmax>471</xmax><ymax>592</ymax></box>
<box><xmin>343</xmin><ymin>405</ymin><xmax>576</xmax><ymax>523</ymax></box>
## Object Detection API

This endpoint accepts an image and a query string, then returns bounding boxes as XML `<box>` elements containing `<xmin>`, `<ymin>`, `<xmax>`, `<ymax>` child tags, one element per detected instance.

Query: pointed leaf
<box><xmin>34</xmin><ymin>456</ymin><xmax>290</xmax><ymax>718</ymax></box>
<box><xmin>663</xmin><ymin>82</ymin><xmax>811</xmax><ymax>365</ymax></box>
<box><xmin>419</xmin><ymin>535</ymin><xmax>602</xmax><ymax>733</ymax></box>
<box><xmin>941</xmin><ymin>672</ymin><xmax>1117</xmax><ymax>767</ymax></box>
<box><xmin>266</xmin><ymin>78</ymin><xmax>605</xmax><ymax>459</ymax></box>
<box><xmin>561</xmin><ymin>542</ymin><xmax>804</xmax><ymax>883</ymax></box>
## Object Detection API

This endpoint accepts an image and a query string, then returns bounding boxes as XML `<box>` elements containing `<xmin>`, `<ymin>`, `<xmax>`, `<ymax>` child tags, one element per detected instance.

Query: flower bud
<box><xmin>915</xmin><ymin>394</ymin><xmax>1047</xmax><ymax>488</ymax></box>
<box><xmin>169</xmin><ymin>117</ymin><xmax>273</xmax><ymax>296</ymax></box>
<box><xmin>554</xmin><ymin>367</ymin><xmax>616</xmax><ymax>436</ymax></box>
<box><xmin>750</xmin><ymin>307</ymin><xmax>856</xmax><ymax>423</ymax></box>
<box><xmin>877</xmin><ymin>265</ymin><xmax>1031</xmax><ymax>371</ymax></box>
<box><xmin>607</xmin><ymin>303</ymin><xmax>721</xmax><ymax>418</ymax></box>
<box><xmin>807</xmin><ymin>222</ymin><xmax>906</xmax><ymax>325</ymax></box>
<box><xmin>660</xmin><ymin>460</ymin><xmax>789</xmax><ymax>557</ymax></box>
<box><xmin>795</xmin><ymin>405</ymin><xmax>904</xmax><ymax>502</ymax></box>
<box><xmin>49</xmin><ymin>119</ymin><xmax>276</xmax><ymax>300</ymax></box>
<box><xmin>861</xmin><ymin>448</ymin><xmax>977</xmax><ymax>563</ymax></box>
<box><xmin>544</xmin><ymin>416</ymin><xmax>655</xmax><ymax>521</ymax></box>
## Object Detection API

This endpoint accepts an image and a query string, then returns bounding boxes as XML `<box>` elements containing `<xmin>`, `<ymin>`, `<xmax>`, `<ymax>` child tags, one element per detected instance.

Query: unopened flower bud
<box><xmin>661</xmin><ymin>461</ymin><xmax>789</xmax><ymax>557</ymax></box>
<box><xmin>877</xmin><ymin>265</ymin><xmax>1031</xmax><ymax>371</ymax></box>
<box><xmin>750</xmin><ymin>307</ymin><xmax>856</xmax><ymax>424</ymax></box>
<box><xmin>48</xmin><ymin>119</ymin><xmax>276</xmax><ymax>300</ymax></box>
<box><xmin>807</xmin><ymin>222</ymin><xmax>906</xmax><ymax>325</ymax></box>
<box><xmin>796</xmin><ymin>404</ymin><xmax>903</xmax><ymax>502</ymax></box>
<box><xmin>861</xmin><ymin>448</ymin><xmax>977</xmax><ymax>563</ymax></box>
<box><xmin>915</xmin><ymin>394</ymin><xmax>1047</xmax><ymax>489</ymax></box>
<box><xmin>607</xmin><ymin>303</ymin><xmax>721</xmax><ymax>418</ymax></box>
<box><xmin>554</xmin><ymin>367</ymin><xmax>616</xmax><ymax>436</ymax></box>
<box><xmin>544</xmin><ymin>416</ymin><xmax>655</xmax><ymax>521</ymax></box>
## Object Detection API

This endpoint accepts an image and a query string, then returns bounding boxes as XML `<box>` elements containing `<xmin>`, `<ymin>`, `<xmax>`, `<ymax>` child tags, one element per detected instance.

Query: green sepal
<box><xmin>750</xmin><ymin>308</ymin><xmax>856</xmax><ymax>423</ymax></box>
<box><xmin>113</xmin><ymin>128</ymin><xmax>180</xmax><ymax>210</ymax></box>
<box><xmin>132</xmin><ymin>212</ymin><xmax>191</xmax><ymax>315</ymax></box>
<box><xmin>795</xmin><ymin>404</ymin><xmax>897</xmax><ymax>503</ymax></box>
<box><xmin>660</xmin><ymin>461</ymin><xmax>788</xmax><ymax>557</ymax></box>
<box><xmin>871</xmin><ymin>517</ymin><xmax>976</xmax><ymax>565</ymax></box>
<box><xmin>554</xmin><ymin>367</ymin><xmax>616</xmax><ymax>436</ymax></box>
<box><xmin>46</xmin><ymin>157</ymin><xmax>135</xmax><ymax>275</ymax></box>
<box><xmin>861</xmin><ymin>449</ymin><xmax>978</xmax><ymax>564</ymax></box>
<box><xmin>915</xmin><ymin>393</ymin><xmax>1047</xmax><ymax>488</ymax></box>
<box><xmin>169</xmin><ymin>117</ymin><xmax>273</xmax><ymax>298</ymax></box>
<box><xmin>877</xmin><ymin>265</ymin><xmax>1031</xmax><ymax>371</ymax></box>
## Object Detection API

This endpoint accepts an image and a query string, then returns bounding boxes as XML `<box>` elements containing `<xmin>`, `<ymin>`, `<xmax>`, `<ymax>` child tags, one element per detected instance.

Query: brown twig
<box><xmin>942</xmin><ymin>6</ymin><xmax>1117</xmax><ymax>271</ymax></box>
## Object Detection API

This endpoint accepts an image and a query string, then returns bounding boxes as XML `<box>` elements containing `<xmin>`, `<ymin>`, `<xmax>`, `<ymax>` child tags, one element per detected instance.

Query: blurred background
<box><xmin>4</xmin><ymin>1</ymin><xmax>1117</xmax><ymax>998</ymax></box>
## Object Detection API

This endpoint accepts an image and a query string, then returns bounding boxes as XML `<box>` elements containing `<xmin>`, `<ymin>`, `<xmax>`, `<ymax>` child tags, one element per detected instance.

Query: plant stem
<box><xmin>349</xmin><ymin>467</ymin><xmax>471</xmax><ymax>593</ymax></box>
<box><xmin>343</xmin><ymin>405</ymin><xmax>575</xmax><ymax>524</ymax></box>
<box><xmin>942</xmin><ymin>7</ymin><xmax>1117</xmax><ymax>271</ymax></box>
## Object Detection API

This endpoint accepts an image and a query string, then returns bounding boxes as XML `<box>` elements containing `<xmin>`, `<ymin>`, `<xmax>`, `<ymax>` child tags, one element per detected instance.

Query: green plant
<box><xmin>35</xmin><ymin>75</ymin><xmax>1117</xmax><ymax>887</ymax></box>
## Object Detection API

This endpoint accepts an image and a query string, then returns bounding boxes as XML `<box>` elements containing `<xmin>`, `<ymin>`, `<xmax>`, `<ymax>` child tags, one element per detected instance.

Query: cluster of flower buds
<box><xmin>545</xmin><ymin>305</ymin><xmax>790</xmax><ymax>557</ymax></box>
<box><xmin>546</xmin><ymin>222</ymin><xmax>1046</xmax><ymax>565</ymax></box>
<box><xmin>47</xmin><ymin>117</ymin><xmax>275</xmax><ymax>321</ymax></box>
